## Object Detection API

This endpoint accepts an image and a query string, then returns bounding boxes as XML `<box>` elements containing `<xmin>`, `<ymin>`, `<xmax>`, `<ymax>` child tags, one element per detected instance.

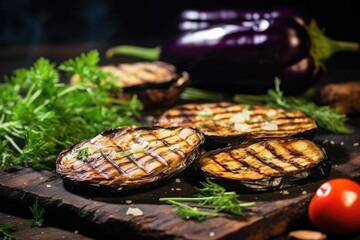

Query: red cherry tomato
<box><xmin>308</xmin><ymin>178</ymin><xmax>360</xmax><ymax>236</ymax></box>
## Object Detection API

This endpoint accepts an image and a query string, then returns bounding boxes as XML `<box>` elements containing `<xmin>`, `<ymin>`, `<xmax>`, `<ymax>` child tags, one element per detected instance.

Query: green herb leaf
<box><xmin>29</xmin><ymin>201</ymin><xmax>45</xmax><ymax>228</ymax></box>
<box><xmin>0</xmin><ymin>222</ymin><xmax>19</xmax><ymax>240</ymax></box>
<box><xmin>159</xmin><ymin>180</ymin><xmax>255</xmax><ymax>221</ymax></box>
<box><xmin>234</xmin><ymin>78</ymin><xmax>351</xmax><ymax>134</ymax></box>
<box><xmin>0</xmin><ymin>50</ymin><xmax>142</xmax><ymax>170</ymax></box>
<box><xmin>76</xmin><ymin>147</ymin><xmax>90</xmax><ymax>162</ymax></box>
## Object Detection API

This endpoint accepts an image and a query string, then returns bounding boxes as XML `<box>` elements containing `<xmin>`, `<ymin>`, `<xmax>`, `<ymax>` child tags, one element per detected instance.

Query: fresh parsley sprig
<box><xmin>0</xmin><ymin>50</ymin><xmax>142</xmax><ymax>170</ymax></box>
<box><xmin>159</xmin><ymin>180</ymin><xmax>255</xmax><ymax>221</ymax></box>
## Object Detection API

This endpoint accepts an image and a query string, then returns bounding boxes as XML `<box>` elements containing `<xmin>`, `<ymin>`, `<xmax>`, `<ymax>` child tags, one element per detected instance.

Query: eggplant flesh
<box><xmin>105</xmin><ymin>62</ymin><xmax>190</xmax><ymax>109</ymax></box>
<box><xmin>198</xmin><ymin>138</ymin><xmax>330</xmax><ymax>192</ymax></box>
<box><xmin>56</xmin><ymin>126</ymin><xmax>204</xmax><ymax>195</ymax></box>
<box><xmin>154</xmin><ymin>102</ymin><xmax>317</xmax><ymax>149</ymax></box>
<box><xmin>71</xmin><ymin>61</ymin><xmax>190</xmax><ymax>110</ymax></box>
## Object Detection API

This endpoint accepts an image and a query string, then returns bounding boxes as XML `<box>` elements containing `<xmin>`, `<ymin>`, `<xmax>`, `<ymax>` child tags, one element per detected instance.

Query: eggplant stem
<box><xmin>181</xmin><ymin>87</ymin><xmax>223</xmax><ymax>101</ymax></box>
<box><xmin>308</xmin><ymin>19</ymin><xmax>360</xmax><ymax>68</ymax></box>
<box><xmin>105</xmin><ymin>45</ymin><xmax>161</xmax><ymax>61</ymax></box>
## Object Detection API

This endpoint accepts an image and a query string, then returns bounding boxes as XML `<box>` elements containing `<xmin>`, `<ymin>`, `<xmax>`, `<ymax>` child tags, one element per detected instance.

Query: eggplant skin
<box><xmin>154</xmin><ymin>102</ymin><xmax>317</xmax><ymax>149</ymax></box>
<box><xmin>113</xmin><ymin>71</ymin><xmax>190</xmax><ymax>110</ymax></box>
<box><xmin>197</xmin><ymin>138</ymin><xmax>330</xmax><ymax>192</ymax></box>
<box><xmin>56</xmin><ymin>126</ymin><xmax>204</xmax><ymax>195</ymax></box>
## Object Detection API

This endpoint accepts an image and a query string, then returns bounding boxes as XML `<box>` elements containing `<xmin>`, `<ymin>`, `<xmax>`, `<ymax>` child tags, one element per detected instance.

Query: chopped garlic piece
<box><xmin>90</xmin><ymin>134</ymin><xmax>103</xmax><ymax>144</ymax></box>
<box><xmin>130</xmin><ymin>143</ymin><xmax>145</xmax><ymax>153</ymax></box>
<box><xmin>261</xmin><ymin>121</ymin><xmax>278</xmax><ymax>131</ymax></box>
<box><xmin>234</xmin><ymin>123</ymin><xmax>250</xmax><ymax>131</ymax></box>
<box><xmin>266</xmin><ymin>109</ymin><xmax>277</xmax><ymax>117</ymax></box>
<box><xmin>251</xmin><ymin>115</ymin><xmax>263</xmax><ymax>123</ymax></box>
<box><xmin>230</xmin><ymin>109</ymin><xmax>251</xmax><ymax>123</ymax></box>
<box><xmin>126</xmin><ymin>207</ymin><xmax>143</xmax><ymax>216</ymax></box>
<box><xmin>198</xmin><ymin>107</ymin><xmax>213</xmax><ymax>117</ymax></box>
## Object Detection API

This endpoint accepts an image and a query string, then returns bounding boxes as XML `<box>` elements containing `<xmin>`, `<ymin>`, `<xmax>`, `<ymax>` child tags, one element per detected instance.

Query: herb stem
<box><xmin>160</xmin><ymin>192</ymin><xmax>237</xmax><ymax>202</ymax></box>
<box><xmin>181</xmin><ymin>87</ymin><xmax>223</xmax><ymax>101</ymax></box>
<box><xmin>4</xmin><ymin>135</ymin><xmax>23</xmax><ymax>154</ymax></box>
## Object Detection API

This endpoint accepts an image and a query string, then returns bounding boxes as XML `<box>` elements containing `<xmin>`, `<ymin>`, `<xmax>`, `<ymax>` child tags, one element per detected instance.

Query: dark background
<box><xmin>0</xmin><ymin>0</ymin><xmax>359</xmax><ymax>46</ymax></box>
<box><xmin>0</xmin><ymin>0</ymin><xmax>359</xmax><ymax>89</ymax></box>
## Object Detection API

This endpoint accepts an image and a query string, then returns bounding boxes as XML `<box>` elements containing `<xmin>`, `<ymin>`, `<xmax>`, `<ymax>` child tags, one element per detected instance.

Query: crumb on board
<box><xmin>175</xmin><ymin>188</ymin><xmax>182</xmax><ymax>191</ymax></box>
<box><xmin>175</xmin><ymin>178</ymin><xmax>181</xmax><ymax>183</ymax></box>
<box><xmin>289</xmin><ymin>230</ymin><xmax>326</xmax><ymax>240</ymax></box>
<box><xmin>280</xmin><ymin>190</ymin><xmax>289</xmax><ymax>195</ymax></box>
<box><xmin>353</xmin><ymin>142</ymin><xmax>359</xmax><ymax>147</ymax></box>
<box><xmin>125</xmin><ymin>200</ymin><xmax>133</xmax><ymax>204</ymax></box>
<box><xmin>126</xmin><ymin>207</ymin><xmax>144</xmax><ymax>217</ymax></box>
<box><xmin>209</xmin><ymin>232</ymin><xmax>215</xmax><ymax>237</ymax></box>
<box><xmin>46</xmin><ymin>184</ymin><xmax>51</xmax><ymax>188</ymax></box>
<box><xmin>302</xmin><ymin>190</ymin><xmax>307</xmax><ymax>195</ymax></box>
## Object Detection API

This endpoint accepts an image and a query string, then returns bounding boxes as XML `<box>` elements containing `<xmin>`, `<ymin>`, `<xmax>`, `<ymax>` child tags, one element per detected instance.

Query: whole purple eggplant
<box><xmin>177</xmin><ymin>8</ymin><xmax>310</xmax><ymax>31</ymax></box>
<box><xmin>106</xmin><ymin>8</ymin><xmax>359</xmax><ymax>95</ymax></box>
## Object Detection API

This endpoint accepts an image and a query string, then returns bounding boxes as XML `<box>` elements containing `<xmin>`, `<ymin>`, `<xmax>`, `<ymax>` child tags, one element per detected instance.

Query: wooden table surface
<box><xmin>0</xmin><ymin>43</ymin><xmax>359</xmax><ymax>240</ymax></box>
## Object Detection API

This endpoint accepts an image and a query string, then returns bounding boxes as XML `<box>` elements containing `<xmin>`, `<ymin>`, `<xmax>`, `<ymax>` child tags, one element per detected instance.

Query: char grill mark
<box><xmin>199</xmin><ymin>139</ymin><xmax>326</xmax><ymax>181</ymax></box>
<box><xmin>155</xmin><ymin>102</ymin><xmax>317</xmax><ymax>140</ymax></box>
<box><xmin>246</xmin><ymin>148</ymin><xmax>288</xmax><ymax>174</ymax></box>
<box><xmin>99</xmin><ymin>149</ymin><xmax>130</xmax><ymax>176</ymax></box>
<box><xmin>262</xmin><ymin>141</ymin><xmax>305</xmax><ymax>170</ymax></box>
<box><xmin>265</xmin><ymin>140</ymin><xmax>318</xmax><ymax>167</ymax></box>
<box><xmin>97</xmin><ymin>127</ymin><xmax>197</xmax><ymax>177</ymax></box>
<box><xmin>56</xmin><ymin>126</ymin><xmax>205</xmax><ymax>194</ymax></box>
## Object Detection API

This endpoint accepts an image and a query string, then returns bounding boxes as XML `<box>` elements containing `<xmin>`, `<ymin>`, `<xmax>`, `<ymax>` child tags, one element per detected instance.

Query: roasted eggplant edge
<box><xmin>194</xmin><ymin>138</ymin><xmax>330</xmax><ymax>193</ymax></box>
<box><xmin>56</xmin><ymin>126</ymin><xmax>205</xmax><ymax>196</ymax></box>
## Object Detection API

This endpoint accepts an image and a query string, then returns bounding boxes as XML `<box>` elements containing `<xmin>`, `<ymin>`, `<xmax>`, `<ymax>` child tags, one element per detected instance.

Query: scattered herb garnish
<box><xmin>0</xmin><ymin>50</ymin><xmax>142</xmax><ymax>170</ymax></box>
<box><xmin>181</xmin><ymin>78</ymin><xmax>351</xmax><ymax>134</ymax></box>
<box><xmin>234</xmin><ymin>78</ymin><xmax>351</xmax><ymax>134</ymax></box>
<box><xmin>76</xmin><ymin>147</ymin><xmax>90</xmax><ymax>162</ymax></box>
<box><xmin>0</xmin><ymin>222</ymin><xmax>18</xmax><ymax>240</ymax></box>
<box><xmin>159</xmin><ymin>180</ymin><xmax>255</xmax><ymax>221</ymax></box>
<box><xmin>29</xmin><ymin>201</ymin><xmax>45</xmax><ymax>228</ymax></box>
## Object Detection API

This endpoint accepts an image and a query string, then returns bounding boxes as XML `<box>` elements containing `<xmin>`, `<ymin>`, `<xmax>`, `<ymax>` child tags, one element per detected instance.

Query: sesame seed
<box><xmin>209</xmin><ymin>232</ymin><xmax>215</xmax><ymax>237</ymax></box>
<box><xmin>175</xmin><ymin>178</ymin><xmax>181</xmax><ymax>183</ymax></box>
<box><xmin>125</xmin><ymin>200</ymin><xmax>133</xmax><ymax>204</ymax></box>
<box><xmin>353</xmin><ymin>142</ymin><xmax>359</xmax><ymax>147</ymax></box>
<box><xmin>46</xmin><ymin>184</ymin><xmax>51</xmax><ymax>188</ymax></box>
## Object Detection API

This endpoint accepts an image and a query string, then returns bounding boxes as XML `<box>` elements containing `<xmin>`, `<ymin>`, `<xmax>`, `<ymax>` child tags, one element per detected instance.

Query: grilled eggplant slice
<box><xmin>71</xmin><ymin>61</ymin><xmax>190</xmax><ymax>110</ymax></box>
<box><xmin>56</xmin><ymin>126</ymin><xmax>204</xmax><ymax>194</ymax></box>
<box><xmin>198</xmin><ymin>138</ymin><xmax>330</xmax><ymax>192</ymax></box>
<box><xmin>154</xmin><ymin>102</ymin><xmax>317</xmax><ymax>147</ymax></box>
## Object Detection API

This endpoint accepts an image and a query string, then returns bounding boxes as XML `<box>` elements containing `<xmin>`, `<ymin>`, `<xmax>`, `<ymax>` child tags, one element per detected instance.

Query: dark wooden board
<box><xmin>1</xmin><ymin>117</ymin><xmax>360</xmax><ymax>240</ymax></box>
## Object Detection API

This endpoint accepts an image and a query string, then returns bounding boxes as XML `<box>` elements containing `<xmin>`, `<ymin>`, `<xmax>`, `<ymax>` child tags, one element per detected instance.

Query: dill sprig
<box><xmin>29</xmin><ymin>201</ymin><xmax>45</xmax><ymax>228</ymax></box>
<box><xmin>0</xmin><ymin>50</ymin><xmax>142</xmax><ymax>170</ymax></box>
<box><xmin>159</xmin><ymin>180</ymin><xmax>255</xmax><ymax>221</ymax></box>
<box><xmin>180</xmin><ymin>79</ymin><xmax>350</xmax><ymax>134</ymax></box>
<box><xmin>0</xmin><ymin>222</ymin><xmax>19</xmax><ymax>240</ymax></box>
<box><xmin>234</xmin><ymin>78</ymin><xmax>351</xmax><ymax>134</ymax></box>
